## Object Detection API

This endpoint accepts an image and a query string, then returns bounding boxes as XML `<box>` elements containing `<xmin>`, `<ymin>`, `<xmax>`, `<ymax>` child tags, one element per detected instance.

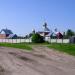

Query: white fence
<box><xmin>0</xmin><ymin>38</ymin><xmax>69</xmax><ymax>43</ymax></box>
<box><xmin>0</xmin><ymin>39</ymin><xmax>31</xmax><ymax>43</ymax></box>
<box><xmin>47</xmin><ymin>39</ymin><xmax>69</xmax><ymax>43</ymax></box>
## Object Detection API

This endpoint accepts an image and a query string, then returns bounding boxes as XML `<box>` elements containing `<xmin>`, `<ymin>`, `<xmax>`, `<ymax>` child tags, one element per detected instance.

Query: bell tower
<box><xmin>43</xmin><ymin>22</ymin><xmax>47</xmax><ymax>30</ymax></box>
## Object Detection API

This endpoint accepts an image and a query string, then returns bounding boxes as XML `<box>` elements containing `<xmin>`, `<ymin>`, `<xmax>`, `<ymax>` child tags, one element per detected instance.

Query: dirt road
<box><xmin>0</xmin><ymin>46</ymin><xmax>75</xmax><ymax>75</ymax></box>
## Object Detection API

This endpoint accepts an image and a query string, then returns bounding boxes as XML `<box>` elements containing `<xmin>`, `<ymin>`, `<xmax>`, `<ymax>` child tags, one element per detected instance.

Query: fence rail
<box><xmin>0</xmin><ymin>38</ymin><xmax>69</xmax><ymax>43</ymax></box>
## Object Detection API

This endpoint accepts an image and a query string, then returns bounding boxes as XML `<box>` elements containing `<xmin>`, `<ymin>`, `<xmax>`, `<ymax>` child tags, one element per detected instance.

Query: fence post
<box><xmin>24</xmin><ymin>38</ymin><xmax>26</xmax><ymax>43</ymax></box>
<box><xmin>56</xmin><ymin>38</ymin><xmax>57</xmax><ymax>43</ymax></box>
<box><xmin>2</xmin><ymin>39</ymin><xmax>3</xmax><ymax>43</ymax></box>
<box><xmin>29</xmin><ymin>38</ymin><xmax>30</xmax><ymax>43</ymax></box>
<box><xmin>49</xmin><ymin>38</ymin><xmax>51</xmax><ymax>43</ymax></box>
<box><xmin>15</xmin><ymin>39</ymin><xmax>17</xmax><ymax>43</ymax></box>
<box><xmin>12</xmin><ymin>39</ymin><xmax>13</xmax><ymax>43</ymax></box>
<box><xmin>20</xmin><ymin>38</ymin><xmax>21</xmax><ymax>43</ymax></box>
<box><xmin>62</xmin><ymin>38</ymin><xmax>63</xmax><ymax>43</ymax></box>
<box><xmin>5</xmin><ymin>38</ymin><xmax>6</xmax><ymax>43</ymax></box>
<box><xmin>8</xmin><ymin>39</ymin><xmax>9</xmax><ymax>43</ymax></box>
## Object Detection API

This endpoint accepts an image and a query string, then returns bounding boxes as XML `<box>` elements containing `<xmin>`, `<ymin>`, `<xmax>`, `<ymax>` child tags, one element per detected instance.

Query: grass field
<box><xmin>0</xmin><ymin>42</ymin><xmax>49</xmax><ymax>50</ymax></box>
<box><xmin>0</xmin><ymin>42</ymin><xmax>75</xmax><ymax>56</ymax></box>
<box><xmin>0</xmin><ymin>43</ymin><xmax>32</xmax><ymax>50</ymax></box>
<box><xmin>48</xmin><ymin>43</ymin><xmax>75</xmax><ymax>56</ymax></box>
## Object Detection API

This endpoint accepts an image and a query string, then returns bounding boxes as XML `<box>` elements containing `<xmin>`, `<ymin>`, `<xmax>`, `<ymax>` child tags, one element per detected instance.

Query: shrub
<box><xmin>32</xmin><ymin>33</ymin><xmax>45</xmax><ymax>43</ymax></box>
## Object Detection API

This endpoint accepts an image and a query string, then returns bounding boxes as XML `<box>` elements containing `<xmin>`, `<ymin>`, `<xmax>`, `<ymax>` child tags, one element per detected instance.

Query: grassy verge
<box><xmin>0</xmin><ymin>43</ymin><xmax>32</xmax><ymax>50</ymax></box>
<box><xmin>48</xmin><ymin>43</ymin><xmax>75</xmax><ymax>56</ymax></box>
<box><xmin>24</xmin><ymin>42</ymin><xmax>50</xmax><ymax>45</ymax></box>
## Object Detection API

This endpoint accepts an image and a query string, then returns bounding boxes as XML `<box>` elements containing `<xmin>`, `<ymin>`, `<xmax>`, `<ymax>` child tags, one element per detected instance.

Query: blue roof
<box><xmin>0</xmin><ymin>28</ymin><xmax>13</xmax><ymax>34</ymax></box>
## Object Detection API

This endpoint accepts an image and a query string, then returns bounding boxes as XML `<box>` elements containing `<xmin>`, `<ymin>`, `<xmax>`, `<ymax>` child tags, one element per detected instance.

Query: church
<box><xmin>37</xmin><ymin>22</ymin><xmax>51</xmax><ymax>37</ymax></box>
<box><xmin>32</xmin><ymin>22</ymin><xmax>63</xmax><ymax>39</ymax></box>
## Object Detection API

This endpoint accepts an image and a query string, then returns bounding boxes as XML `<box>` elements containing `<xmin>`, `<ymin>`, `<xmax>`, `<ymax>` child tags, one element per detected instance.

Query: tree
<box><xmin>29</xmin><ymin>33</ymin><xmax>33</xmax><ymax>38</ymax></box>
<box><xmin>66</xmin><ymin>29</ymin><xmax>75</xmax><ymax>38</ymax></box>
<box><xmin>32</xmin><ymin>33</ymin><xmax>44</xmax><ymax>43</ymax></box>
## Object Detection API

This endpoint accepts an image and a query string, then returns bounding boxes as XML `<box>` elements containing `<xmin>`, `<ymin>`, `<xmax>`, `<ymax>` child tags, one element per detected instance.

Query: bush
<box><xmin>32</xmin><ymin>33</ymin><xmax>45</xmax><ymax>43</ymax></box>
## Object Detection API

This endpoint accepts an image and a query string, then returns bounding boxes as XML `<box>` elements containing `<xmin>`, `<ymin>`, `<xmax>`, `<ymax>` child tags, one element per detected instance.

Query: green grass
<box><xmin>0</xmin><ymin>43</ymin><xmax>32</xmax><ymax>50</ymax></box>
<box><xmin>1</xmin><ymin>42</ymin><xmax>75</xmax><ymax>56</ymax></box>
<box><xmin>24</xmin><ymin>42</ymin><xmax>50</xmax><ymax>45</ymax></box>
<box><xmin>48</xmin><ymin>43</ymin><xmax>75</xmax><ymax>56</ymax></box>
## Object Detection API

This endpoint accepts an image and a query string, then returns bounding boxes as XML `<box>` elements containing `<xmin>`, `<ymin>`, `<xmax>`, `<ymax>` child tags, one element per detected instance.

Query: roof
<box><xmin>0</xmin><ymin>28</ymin><xmax>13</xmax><ymax>34</ymax></box>
<box><xmin>7</xmin><ymin>34</ymin><xmax>17</xmax><ymax>38</ymax></box>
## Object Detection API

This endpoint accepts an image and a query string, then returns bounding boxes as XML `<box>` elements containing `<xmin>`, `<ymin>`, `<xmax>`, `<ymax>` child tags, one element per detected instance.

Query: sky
<box><xmin>0</xmin><ymin>0</ymin><xmax>75</xmax><ymax>36</ymax></box>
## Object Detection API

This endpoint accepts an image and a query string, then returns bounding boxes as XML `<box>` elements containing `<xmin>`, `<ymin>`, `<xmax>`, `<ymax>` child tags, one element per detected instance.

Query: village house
<box><xmin>0</xmin><ymin>28</ymin><xmax>17</xmax><ymax>39</ymax></box>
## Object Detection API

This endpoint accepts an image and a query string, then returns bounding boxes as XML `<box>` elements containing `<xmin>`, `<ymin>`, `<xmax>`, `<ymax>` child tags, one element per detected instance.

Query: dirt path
<box><xmin>0</xmin><ymin>46</ymin><xmax>75</xmax><ymax>75</ymax></box>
